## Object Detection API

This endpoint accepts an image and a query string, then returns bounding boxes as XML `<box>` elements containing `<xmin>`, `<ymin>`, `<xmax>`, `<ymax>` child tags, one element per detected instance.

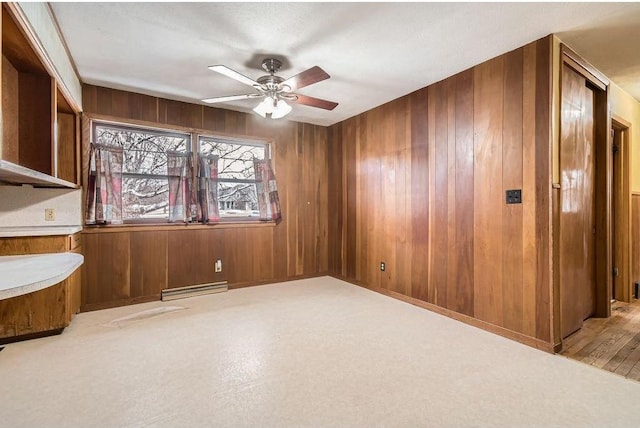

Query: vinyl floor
<box><xmin>1</xmin><ymin>277</ymin><xmax>639</xmax><ymax>427</ymax></box>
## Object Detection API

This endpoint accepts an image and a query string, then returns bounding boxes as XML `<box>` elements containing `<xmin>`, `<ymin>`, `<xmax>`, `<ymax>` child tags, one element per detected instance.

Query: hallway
<box><xmin>561</xmin><ymin>299</ymin><xmax>640</xmax><ymax>381</ymax></box>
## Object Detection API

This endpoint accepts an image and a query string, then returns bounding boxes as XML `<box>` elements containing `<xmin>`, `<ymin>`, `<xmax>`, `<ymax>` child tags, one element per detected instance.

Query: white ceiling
<box><xmin>50</xmin><ymin>2</ymin><xmax>640</xmax><ymax>127</ymax></box>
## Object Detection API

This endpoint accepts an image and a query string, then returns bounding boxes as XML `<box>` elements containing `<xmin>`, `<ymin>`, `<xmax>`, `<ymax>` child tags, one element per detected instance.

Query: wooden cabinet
<box><xmin>0</xmin><ymin>4</ymin><xmax>79</xmax><ymax>188</ymax></box>
<box><xmin>0</xmin><ymin>232</ymin><xmax>83</xmax><ymax>343</ymax></box>
<box><xmin>0</xmin><ymin>234</ymin><xmax>68</xmax><ymax>254</ymax></box>
<box><xmin>1</xmin><ymin>5</ymin><xmax>52</xmax><ymax>172</ymax></box>
<box><xmin>56</xmin><ymin>90</ymin><xmax>80</xmax><ymax>184</ymax></box>
<box><xmin>67</xmin><ymin>233</ymin><xmax>82</xmax><ymax>316</ymax></box>
<box><xmin>0</xmin><ymin>278</ymin><xmax>70</xmax><ymax>343</ymax></box>
<box><xmin>65</xmin><ymin>265</ymin><xmax>81</xmax><ymax>320</ymax></box>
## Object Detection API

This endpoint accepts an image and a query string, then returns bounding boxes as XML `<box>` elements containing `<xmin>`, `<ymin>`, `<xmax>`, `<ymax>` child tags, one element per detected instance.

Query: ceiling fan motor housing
<box><xmin>258</xmin><ymin>59</ymin><xmax>288</xmax><ymax>92</ymax></box>
<box><xmin>257</xmin><ymin>74</ymin><xmax>285</xmax><ymax>88</ymax></box>
<box><xmin>261</xmin><ymin>58</ymin><xmax>282</xmax><ymax>74</ymax></box>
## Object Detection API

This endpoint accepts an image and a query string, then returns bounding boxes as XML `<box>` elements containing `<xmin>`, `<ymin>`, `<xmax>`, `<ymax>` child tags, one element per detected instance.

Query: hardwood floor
<box><xmin>561</xmin><ymin>299</ymin><xmax>640</xmax><ymax>381</ymax></box>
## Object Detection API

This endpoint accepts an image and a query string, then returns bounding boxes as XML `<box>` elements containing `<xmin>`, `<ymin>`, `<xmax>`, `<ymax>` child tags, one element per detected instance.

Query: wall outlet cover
<box><xmin>505</xmin><ymin>189</ymin><xmax>522</xmax><ymax>204</ymax></box>
<box><xmin>44</xmin><ymin>208</ymin><xmax>56</xmax><ymax>221</ymax></box>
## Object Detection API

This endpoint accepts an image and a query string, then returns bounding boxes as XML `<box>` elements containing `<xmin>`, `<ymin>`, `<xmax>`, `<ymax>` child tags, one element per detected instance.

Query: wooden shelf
<box><xmin>1</xmin><ymin>4</ymin><xmax>80</xmax><ymax>187</ymax></box>
<box><xmin>0</xmin><ymin>159</ymin><xmax>78</xmax><ymax>188</ymax></box>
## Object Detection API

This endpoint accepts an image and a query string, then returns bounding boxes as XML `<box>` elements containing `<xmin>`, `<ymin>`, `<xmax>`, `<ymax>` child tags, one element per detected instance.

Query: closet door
<box><xmin>559</xmin><ymin>64</ymin><xmax>596</xmax><ymax>339</ymax></box>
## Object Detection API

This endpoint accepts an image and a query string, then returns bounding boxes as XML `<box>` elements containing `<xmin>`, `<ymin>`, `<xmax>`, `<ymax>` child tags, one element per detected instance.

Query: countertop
<box><xmin>0</xmin><ymin>226</ymin><xmax>83</xmax><ymax>237</ymax></box>
<box><xmin>0</xmin><ymin>253</ymin><xmax>84</xmax><ymax>300</ymax></box>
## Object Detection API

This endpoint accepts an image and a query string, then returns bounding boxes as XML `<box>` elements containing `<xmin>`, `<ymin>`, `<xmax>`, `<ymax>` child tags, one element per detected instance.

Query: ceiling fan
<box><xmin>202</xmin><ymin>58</ymin><xmax>338</xmax><ymax>119</ymax></box>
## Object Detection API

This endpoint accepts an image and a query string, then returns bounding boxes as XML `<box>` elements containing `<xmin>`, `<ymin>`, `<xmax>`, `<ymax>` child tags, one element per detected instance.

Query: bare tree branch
<box><xmin>97</xmin><ymin>127</ymin><xmax>266</xmax><ymax>218</ymax></box>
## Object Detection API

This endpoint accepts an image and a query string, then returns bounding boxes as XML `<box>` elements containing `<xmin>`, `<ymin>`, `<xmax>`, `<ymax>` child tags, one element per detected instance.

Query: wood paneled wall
<box><xmin>81</xmin><ymin>85</ymin><xmax>329</xmax><ymax>310</ymax></box>
<box><xmin>633</xmin><ymin>194</ymin><xmax>640</xmax><ymax>289</ymax></box>
<box><xmin>2</xmin><ymin>56</ymin><xmax>20</xmax><ymax>162</ymax></box>
<box><xmin>329</xmin><ymin>36</ymin><xmax>553</xmax><ymax>347</ymax></box>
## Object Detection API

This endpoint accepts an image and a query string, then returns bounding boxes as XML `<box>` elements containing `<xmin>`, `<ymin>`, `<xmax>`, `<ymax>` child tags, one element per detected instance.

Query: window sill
<box><xmin>82</xmin><ymin>220</ymin><xmax>278</xmax><ymax>234</ymax></box>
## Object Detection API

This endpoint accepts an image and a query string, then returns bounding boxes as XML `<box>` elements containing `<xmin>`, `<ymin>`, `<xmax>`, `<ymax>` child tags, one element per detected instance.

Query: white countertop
<box><xmin>0</xmin><ymin>253</ymin><xmax>84</xmax><ymax>300</ymax></box>
<box><xmin>0</xmin><ymin>226</ymin><xmax>82</xmax><ymax>237</ymax></box>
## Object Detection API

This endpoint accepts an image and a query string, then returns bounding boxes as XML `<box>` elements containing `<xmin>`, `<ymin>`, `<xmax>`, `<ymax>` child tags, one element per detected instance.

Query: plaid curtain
<box><xmin>197</xmin><ymin>154</ymin><xmax>220</xmax><ymax>223</ymax></box>
<box><xmin>85</xmin><ymin>144</ymin><xmax>123</xmax><ymax>224</ymax></box>
<box><xmin>253</xmin><ymin>158</ymin><xmax>282</xmax><ymax>221</ymax></box>
<box><xmin>167</xmin><ymin>151</ymin><xmax>196</xmax><ymax>223</ymax></box>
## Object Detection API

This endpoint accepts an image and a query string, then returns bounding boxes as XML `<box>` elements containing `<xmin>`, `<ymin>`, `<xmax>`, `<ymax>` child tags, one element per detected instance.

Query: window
<box><xmin>199</xmin><ymin>136</ymin><xmax>269</xmax><ymax>219</ymax></box>
<box><xmin>93</xmin><ymin>122</ymin><xmax>190</xmax><ymax>221</ymax></box>
<box><xmin>89</xmin><ymin>121</ymin><xmax>274</xmax><ymax>224</ymax></box>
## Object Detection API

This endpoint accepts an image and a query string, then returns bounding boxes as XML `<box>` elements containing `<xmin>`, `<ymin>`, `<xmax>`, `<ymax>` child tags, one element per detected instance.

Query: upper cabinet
<box><xmin>56</xmin><ymin>87</ymin><xmax>79</xmax><ymax>184</ymax></box>
<box><xmin>0</xmin><ymin>4</ymin><xmax>79</xmax><ymax>188</ymax></box>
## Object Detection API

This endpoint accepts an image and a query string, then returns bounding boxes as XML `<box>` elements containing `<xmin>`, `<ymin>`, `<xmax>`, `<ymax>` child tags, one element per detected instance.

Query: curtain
<box><xmin>85</xmin><ymin>144</ymin><xmax>123</xmax><ymax>224</ymax></box>
<box><xmin>167</xmin><ymin>151</ymin><xmax>196</xmax><ymax>223</ymax></box>
<box><xmin>197</xmin><ymin>154</ymin><xmax>220</xmax><ymax>223</ymax></box>
<box><xmin>253</xmin><ymin>158</ymin><xmax>282</xmax><ymax>221</ymax></box>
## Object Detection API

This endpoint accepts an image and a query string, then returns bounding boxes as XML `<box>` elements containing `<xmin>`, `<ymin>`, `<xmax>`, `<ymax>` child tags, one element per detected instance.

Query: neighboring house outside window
<box><xmin>89</xmin><ymin>120</ymin><xmax>274</xmax><ymax>224</ymax></box>
<box><xmin>199</xmin><ymin>135</ymin><xmax>269</xmax><ymax>219</ymax></box>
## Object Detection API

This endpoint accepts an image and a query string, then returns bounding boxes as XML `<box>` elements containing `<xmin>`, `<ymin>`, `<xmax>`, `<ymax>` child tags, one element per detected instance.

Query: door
<box><xmin>560</xmin><ymin>64</ymin><xmax>597</xmax><ymax>339</ymax></box>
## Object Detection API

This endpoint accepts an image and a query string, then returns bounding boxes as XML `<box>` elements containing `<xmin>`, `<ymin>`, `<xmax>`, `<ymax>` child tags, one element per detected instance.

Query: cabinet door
<box><xmin>65</xmin><ymin>266</ymin><xmax>82</xmax><ymax>321</ymax></box>
<box><xmin>0</xmin><ymin>281</ymin><xmax>68</xmax><ymax>341</ymax></box>
<box><xmin>67</xmin><ymin>238</ymin><xmax>82</xmax><ymax>318</ymax></box>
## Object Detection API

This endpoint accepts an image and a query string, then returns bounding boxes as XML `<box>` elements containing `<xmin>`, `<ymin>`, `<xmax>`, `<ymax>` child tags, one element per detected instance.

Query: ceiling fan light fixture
<box><xmin>205</xmin><ymin>59</ymin><xmax>337</xmax><ymax>119</ymax></box>
<box><xmin>253</xmin><ymin>96</ymin><xmax>275</xmax><ymax>118</ymax></box>
<box><xmin>253</xmin><ymin>96</ymin><xmax>291</xmax><ymax>119</ymax></box>
<box><xmin>271</xmin><ymin>99</ymin><xmax>292</xmax><ymax>119</ymax></box>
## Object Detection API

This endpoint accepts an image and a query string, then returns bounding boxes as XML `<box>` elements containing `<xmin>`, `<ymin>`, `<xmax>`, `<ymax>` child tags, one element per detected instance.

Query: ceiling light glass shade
<box><xmin>271</xmin><ymin>99</ymin><xmax>292</xmax><ymax>119</ymax></box>
<box><xmin>253</xmin><ymin>96</ymin><xmax>275</xmax><ymax>118</ymax></box>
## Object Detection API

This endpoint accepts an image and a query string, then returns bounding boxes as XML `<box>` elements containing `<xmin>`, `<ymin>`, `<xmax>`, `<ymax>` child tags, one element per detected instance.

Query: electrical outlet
<box><xmin>215</xmin><ymin>259</ymin><xmax>222</xmax><ymax>273</ymax></box>
<box><xmin>44</xmin><ymin>208</ymin><xmax>56</xmax><ymax>221</ymax></box>
<box><xmin>505</xmin><ymin>189</ymin><xmax>522</xmax><ymax>204</ymax></box>
<box><xmin>380</xmin><ymin>262</ymin><xmax>386</xmax><ymax>272</ymax></box>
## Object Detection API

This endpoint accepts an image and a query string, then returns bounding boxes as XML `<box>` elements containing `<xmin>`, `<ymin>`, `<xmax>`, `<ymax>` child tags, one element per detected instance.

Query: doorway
<box><xmin>611</xmin><ymin>117</ymin><xmax>632</xmax><ymax>303</ymax></box>
<box><xmin>558</xmin><ymin>45</ymin><xmax>611</xmax><ymax>341</ymax></box>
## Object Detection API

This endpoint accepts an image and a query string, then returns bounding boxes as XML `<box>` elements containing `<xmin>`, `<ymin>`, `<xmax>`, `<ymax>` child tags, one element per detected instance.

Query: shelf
<box><xmin>2</xmin><ymin>5</ymin><xmax>80</xmax><ymax>187</ymax></box>
<box><xmin>0</xmin><ymin>160</ymin><xmax>79</xmax><ymax>188</ymax></box>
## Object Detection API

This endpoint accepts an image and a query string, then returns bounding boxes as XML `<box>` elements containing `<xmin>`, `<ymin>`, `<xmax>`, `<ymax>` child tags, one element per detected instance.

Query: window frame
<box><xmin>86</xmin><ymin>116</ymin><xmax>276</xmax><ymax>226</ymax></box>
<box><xmin>197</xmin><ymin>134</ymin><xmax>271</xmax><ymax>222</ymax></box>
<box><xmin>91</xmin><ymin>120</ymin><xmax>192</xmax><ymax>224</ymax></box>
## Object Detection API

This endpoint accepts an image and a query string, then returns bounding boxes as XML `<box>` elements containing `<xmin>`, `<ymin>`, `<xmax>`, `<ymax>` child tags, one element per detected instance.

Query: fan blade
<box><xmin>201</xmin><ymin>94</ymin><xmax>260</xmax><ymax>104</ymax></box>
<box><xmin>282</xmin><ymin>66</ymin><xmax>330</xmax><ymax>91</ymax></box>
<box><xmin>292</xmin><ymin>94</ymin><xmax>338</xmax><ymax>111</ymax></box>
<box><xmin>208</xmin><ymin>65</ymin><xmax>259</xmax><ymax>87</ymax></box>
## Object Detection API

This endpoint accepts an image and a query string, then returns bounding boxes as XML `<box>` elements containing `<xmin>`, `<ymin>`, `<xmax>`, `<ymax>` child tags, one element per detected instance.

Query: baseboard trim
<box><xmin>332</xmin><ymin>275</ymin><xmax>555</xmax><ymax>353</ymax></box>
<box><xmin>553</xmin><ymin>341</ymin><xmax>564</xmax><ymax>353</ymax></box>
<box><xmin>0</xmin><ymin>328</ymin><xmax>64</xmax><ymax>345</ymax></box>
<box><xmin>80</xmin><ymin>273</ymin><xmax>332</xmax><ymax>312</ymax></box>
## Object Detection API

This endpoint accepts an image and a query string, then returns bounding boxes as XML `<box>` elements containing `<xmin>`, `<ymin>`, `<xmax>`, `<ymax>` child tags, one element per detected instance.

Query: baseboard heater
<box><xmin>161</xmin><ymin>281</ymin><xmax>228</xmax><ymax>301</ymax></box>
